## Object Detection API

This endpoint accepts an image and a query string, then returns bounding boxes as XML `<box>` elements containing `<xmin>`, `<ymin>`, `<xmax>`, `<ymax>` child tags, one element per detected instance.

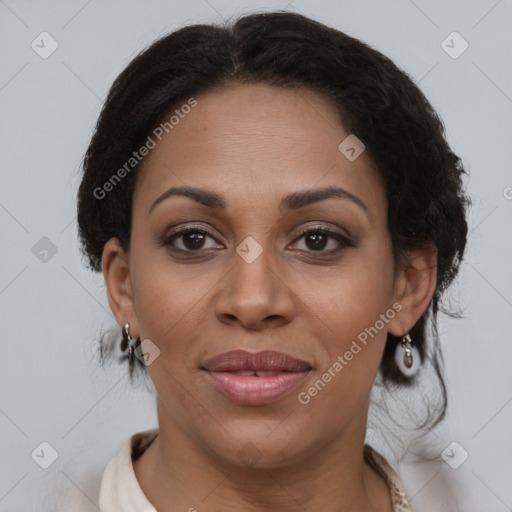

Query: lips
<box><xmin>201</xmin><ymin>350</ymin><xmax>312</xmax><ymax>405</ymax></box>
<box><xmin>201</xmin><ymin>350</ymin><xmax>312</xmax><ymax>373</ymax></box>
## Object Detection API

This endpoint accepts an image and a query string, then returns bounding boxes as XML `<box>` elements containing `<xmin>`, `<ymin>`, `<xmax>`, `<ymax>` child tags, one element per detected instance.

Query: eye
<box><xmin>289</xmin><ymin>226</ymin><xmax>355</xmax><ymax>254</ymax></box>
<box><xmin>160</xmin><ymin>224</ymin><xmax>355</xmax><ymax>256</ymax></box>
<box><xmin>161</xmin><ymin>225</ymin><xmax>222</xmax><ymax>252</ymax></box>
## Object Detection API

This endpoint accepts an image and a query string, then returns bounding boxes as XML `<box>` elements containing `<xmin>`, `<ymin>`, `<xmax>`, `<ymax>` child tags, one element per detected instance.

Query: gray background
<box><xmin>1</xmin><ymin>0</ymin><xmax>511</xmax><ymax>510</ymax></box>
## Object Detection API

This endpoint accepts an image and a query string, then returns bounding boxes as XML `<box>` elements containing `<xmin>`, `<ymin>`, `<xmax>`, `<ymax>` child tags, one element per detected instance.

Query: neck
<box><xmin>133</xmin><ymin>399</ymin><xmax>392</xmax><ymax>512</ymax></box>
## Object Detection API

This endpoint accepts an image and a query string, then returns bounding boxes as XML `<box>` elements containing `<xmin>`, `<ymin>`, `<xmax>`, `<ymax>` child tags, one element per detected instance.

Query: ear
<box><xmin>387</xmin><ymin>244</ymin><xmax>438</xmax><ymax>336</ymax></box>
<box><xmin>102</xmin><ymin>237</ymin><xmax>139</xmax><ymax>338</ymax></box>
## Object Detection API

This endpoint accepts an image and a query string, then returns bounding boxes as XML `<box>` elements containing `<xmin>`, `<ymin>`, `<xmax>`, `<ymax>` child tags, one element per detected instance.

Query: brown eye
<box><xmin>162</xmin><ymin>227</ymin><xmax>221</xmax><ymax>252</ymax></box>
<box><xmin>290</xmin><ymin>228</ymin><xmax>355</xmax><ymax>255</ymax></box>
<box><xmin>303</xmin><ymin>232</ymin><xmax>329</xmax><ymax>251</ymax></box>
<box><xmin>177</xmin><ymin>231</ymin><xmax>208</xmax><ymax>250</ymax></box>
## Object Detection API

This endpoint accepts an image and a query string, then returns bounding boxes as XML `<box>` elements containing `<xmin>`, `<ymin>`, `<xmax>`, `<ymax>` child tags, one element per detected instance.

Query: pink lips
<box><xmin>202</xmin><ymin>350</ymin><xmax>312</xmax><ymax>405</ymax></box>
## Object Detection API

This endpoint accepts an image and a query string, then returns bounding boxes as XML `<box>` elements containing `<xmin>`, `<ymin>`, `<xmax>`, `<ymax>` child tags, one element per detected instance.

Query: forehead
<box><xmin>134</xmin><ymin>83</ymin><xmax>385</xmax><ymax>221</ymax></box>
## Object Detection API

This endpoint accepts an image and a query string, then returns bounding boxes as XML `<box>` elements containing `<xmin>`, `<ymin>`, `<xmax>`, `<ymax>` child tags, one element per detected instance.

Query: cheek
<box><xmin>301</xmin><ymin>241</ymin><xmax>394</xmax><ymax>397</ymax></box>
<box><xmin>308</xmin><ymin>248</ymin><xmax>394</xmax><ymax>349</ymax></box>
<box><xmin>299</xmin><ymin>284</ymin><xmax>391</xmax><ymax>426</ymax></box>
<box><xmin>129</xmin><ymin>248</ymin><xmax>200</xmax><ymax>351</ymax></box>
<box><xmin>134</xmin><ymin>275</ymin><xmax>200</xmax><ymax>339</ymax></box>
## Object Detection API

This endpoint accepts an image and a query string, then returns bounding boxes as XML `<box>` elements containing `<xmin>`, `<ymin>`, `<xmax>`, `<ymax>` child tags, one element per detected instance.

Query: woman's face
<box><xmin>105</xmin><ymin>83</ymin><xmax>423</xmax><ymax>467</ymax></box>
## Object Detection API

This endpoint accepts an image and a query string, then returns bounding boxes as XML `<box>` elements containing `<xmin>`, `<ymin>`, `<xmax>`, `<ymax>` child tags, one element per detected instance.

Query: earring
<box><xmin>121</xmin><ymin>322</ymin><xmax>135</xmax><ymax>365</ymax></box>
<box><xmin>395</xmin><ymin>332</ymin><xmax>420</xmax><ymax>377</ymax></box>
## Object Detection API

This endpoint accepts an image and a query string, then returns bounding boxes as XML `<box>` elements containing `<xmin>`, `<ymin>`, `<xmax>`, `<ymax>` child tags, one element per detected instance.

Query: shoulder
<box><xmin>98</xmin><ymin>429</ymin><xmax>159</xmax><ymax>512</ymax></box>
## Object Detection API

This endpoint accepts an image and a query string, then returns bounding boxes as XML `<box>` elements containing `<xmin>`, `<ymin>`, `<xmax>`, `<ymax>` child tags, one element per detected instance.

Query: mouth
<box><xmin>201</xmin><ymin>350</ymin><xmax>312</xmax><ymax>405</ymax></box>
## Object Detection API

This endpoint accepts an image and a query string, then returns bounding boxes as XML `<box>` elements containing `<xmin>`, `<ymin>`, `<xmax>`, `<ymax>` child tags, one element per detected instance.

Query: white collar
<box><xmin>99</xmin><ymin>429</ymin><xmax>158</xmax><ymax>512</ymax></box>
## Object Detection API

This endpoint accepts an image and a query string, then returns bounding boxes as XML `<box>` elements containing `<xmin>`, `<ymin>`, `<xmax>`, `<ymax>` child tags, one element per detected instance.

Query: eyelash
<box><xmin>160</xmin><ymin>224</ymin><xmax>355</xmax><ymax>257</ymax></box>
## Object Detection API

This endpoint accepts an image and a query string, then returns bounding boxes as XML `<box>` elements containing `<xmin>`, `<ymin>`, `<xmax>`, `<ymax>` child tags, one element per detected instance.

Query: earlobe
<box><xmin>102</xmin><ymin>237</ymin><xmax>139</xmax><ymax>335</ymax></box>
<box><xmin>387</xmin><ymin>244</ymin><xmax>438</xmax><ymax>336</ymax></box>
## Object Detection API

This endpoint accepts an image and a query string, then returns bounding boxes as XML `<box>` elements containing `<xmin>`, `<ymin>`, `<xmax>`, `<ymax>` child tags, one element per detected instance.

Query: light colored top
<box><xmin>99</xmin><ymin>429</ymin><xmax>413</xmax><ymax>511</ymax></box>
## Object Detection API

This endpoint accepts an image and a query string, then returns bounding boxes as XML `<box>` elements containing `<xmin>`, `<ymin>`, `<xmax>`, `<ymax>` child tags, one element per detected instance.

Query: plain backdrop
<box><xmin>1</xmin><ymin>0</ymin><xmax>511</xmax><ymax>510</ymax></box>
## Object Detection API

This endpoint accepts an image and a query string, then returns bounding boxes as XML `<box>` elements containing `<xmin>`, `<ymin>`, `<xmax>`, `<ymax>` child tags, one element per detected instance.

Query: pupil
<box><xmin>184</xmin><ymin>232</ymin><xmax>204</xmax><ymax>249</ymax></box>
<box><xmin>306</xmin><ymin>233</ymin><xmax>326</xmax><ymax>250</ymax></box>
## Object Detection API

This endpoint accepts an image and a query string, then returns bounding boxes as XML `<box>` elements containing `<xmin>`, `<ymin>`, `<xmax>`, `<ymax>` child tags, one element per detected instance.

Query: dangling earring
<box><xmin>395</xmin><ymin>332</ymin><xmax>420</xmax><ymax>377</ymax></box>
<box><xmin>121</xmin><ymin>322</ymin><xmax>135</xmax><ymax>365</ymax></box>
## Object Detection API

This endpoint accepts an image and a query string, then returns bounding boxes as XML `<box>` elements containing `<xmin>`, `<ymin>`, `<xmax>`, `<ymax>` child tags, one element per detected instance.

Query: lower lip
<box><xmin>204</xmin><ymin>370</ymin><xmax>311</xmax><ymax>405</ymax></box>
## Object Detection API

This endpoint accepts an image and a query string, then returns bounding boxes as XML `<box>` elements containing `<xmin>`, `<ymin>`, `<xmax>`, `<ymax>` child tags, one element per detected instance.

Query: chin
<box><xmin>202</xmin><ymin>425</ymin><xmax>314</xmax><ymax>470</ymax></box>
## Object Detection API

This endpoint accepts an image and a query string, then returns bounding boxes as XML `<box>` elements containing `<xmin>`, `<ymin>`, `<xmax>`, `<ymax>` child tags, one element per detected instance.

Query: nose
<box><xmin>214</xmin><ymin>244</ymin><xmax>295</xmax><ymax>331</ymax></box>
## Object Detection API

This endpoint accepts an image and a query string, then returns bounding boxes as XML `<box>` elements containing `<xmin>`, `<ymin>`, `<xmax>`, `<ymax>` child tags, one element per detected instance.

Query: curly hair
<box><xmin>77</xmin><ymin>11</ymin><xmax>470</xmax><ymax>430</ymax></box>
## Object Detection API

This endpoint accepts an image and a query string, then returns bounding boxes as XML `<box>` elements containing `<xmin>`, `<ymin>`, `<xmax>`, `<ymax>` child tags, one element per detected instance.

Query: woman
<box><xmin>77</xmin><ymin>10</ymin><xmax>469</xmax><ymax>511</ymax></box>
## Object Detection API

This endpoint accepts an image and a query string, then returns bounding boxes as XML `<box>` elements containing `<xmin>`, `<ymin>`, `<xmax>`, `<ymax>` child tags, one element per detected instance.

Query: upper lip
<box><xmin>202</xmin><ymin>350</ymin><xmax>312</xmax><ymax>372</ymax></box>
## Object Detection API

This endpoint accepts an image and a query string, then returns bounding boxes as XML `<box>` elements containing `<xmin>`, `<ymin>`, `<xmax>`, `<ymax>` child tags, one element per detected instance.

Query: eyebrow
<box><xmin>149</xmin><ymin>185</ymin><xmax>369</xmax><ymax>216</ymax></box>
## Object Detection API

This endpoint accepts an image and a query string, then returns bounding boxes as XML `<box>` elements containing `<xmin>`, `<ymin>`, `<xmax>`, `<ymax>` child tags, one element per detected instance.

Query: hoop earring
<box><xmin>395</xmin><ymin>332</ymin><xmax>420</xmax><ymax>377</ymax></box>
<box><xmin>121</xmin><ymin>322</ymin><xmax>135</xmax><ymax>365</ymax></box>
